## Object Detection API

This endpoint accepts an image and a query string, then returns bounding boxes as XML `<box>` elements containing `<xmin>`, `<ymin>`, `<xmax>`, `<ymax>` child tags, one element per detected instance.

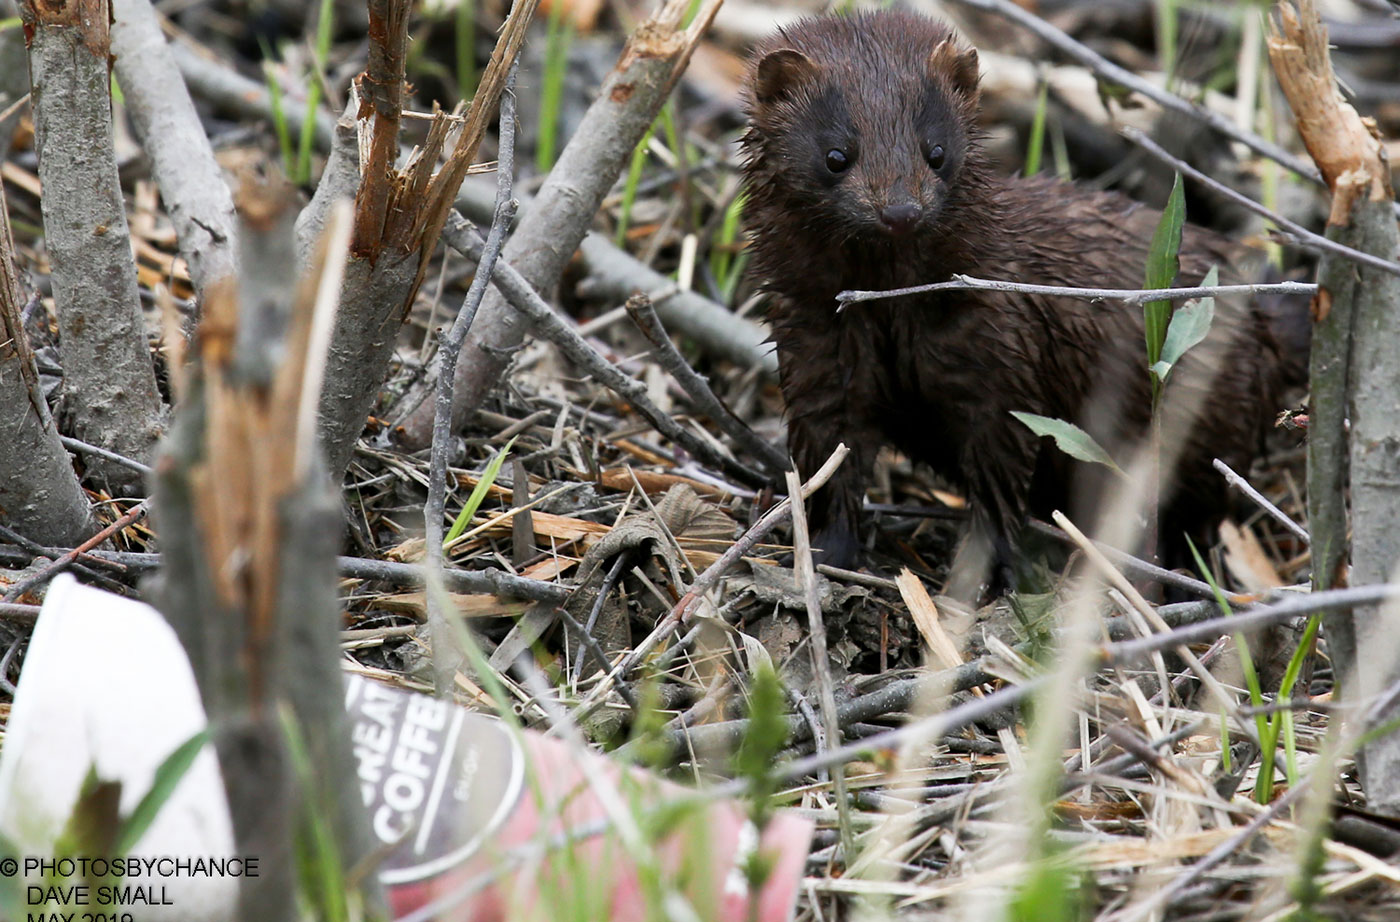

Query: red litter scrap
<box><xmin>347</xmin><ymin>674</ymin><xmax>813</xmax><ymax>922</ymax></box>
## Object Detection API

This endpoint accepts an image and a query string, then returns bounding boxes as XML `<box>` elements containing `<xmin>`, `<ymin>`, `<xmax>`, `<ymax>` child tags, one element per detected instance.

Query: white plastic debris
<box><xmin>0</xmin><ymin>574</ymin><xmax>237</xmax><ymax>922</ymax></box>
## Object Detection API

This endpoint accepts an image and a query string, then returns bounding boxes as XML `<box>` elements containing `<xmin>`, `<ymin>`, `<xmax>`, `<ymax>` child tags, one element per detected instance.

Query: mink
<box><xmin>740</xmin><ymin>10</ymin><xmax>1303</xmax><ymax>580</ymax></box>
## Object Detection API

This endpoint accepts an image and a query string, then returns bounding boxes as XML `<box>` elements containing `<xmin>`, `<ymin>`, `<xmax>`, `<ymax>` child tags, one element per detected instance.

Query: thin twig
<box><xmin>0</xmin><ymin>635</ymin><xmax>20</xmax><ymax>694</ymax></box>
<box><xmin>1122</xmin><ymin>127</ymin><xmax>1400</xmax><ymax>279</ymax></box>
<box><xmin>554</xmin><ymin>603</ymin><xmax>638</xmax><ymax>710</ymax></box>
<box><xmin>0</xmin><ymin>545</ymin><xmax>571</xmax><ymax>603</ymax></box>
<box><xmin>59</xmin><ymin>435</ymin><xmax>154</xmax><ymax>476</ymax></box>
<box><xmin>943</xmin><ymin>0</ymin><xmax>1382</xmax><ymax>208</ymax></box>
<box><xmin>838</xmin><ymin>275</ymin><xmax>1316</xmax><ymax>307</ymax></box>
<box><xmin>1027</xmin><ymin>518</ymin><xmax>1229</xmax><ymax>601</ymax></box>
<box><xmin>570</xmin><ymin>549</ymin><xmax>631</xmax><ymax>685</ymax></box>
<box><xmin>0</xmin><ymin>522</ymin><xmax>130</xmax><ymax>590</ymax></box>
<box><xmin>624</xmin><ymin>293</ymin><xmax>789</xmax><ymax>475</ymax></box>
<box><xmin>2</xmin><ymin>501</ymin><xmax>149</xmax><ymax>603</ymax></box>
<box><xmin>1213</xmin><ymin>458</ymin><xmax>1310</xmax><ymax>545</ymax></box>
<box><xmin>425</xmin><ymin>64</ymin><xmax>520</xmax><ymax>691</ymax></box>
<box><xmin>787</xmin><ymin>467</ymin><xmax>854</xmax><ymax>852</ymax></box>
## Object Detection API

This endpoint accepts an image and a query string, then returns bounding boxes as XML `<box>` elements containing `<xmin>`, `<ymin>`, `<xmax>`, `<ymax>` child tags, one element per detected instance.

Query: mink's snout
<box><xmin>878</xmin><ymin>202</ymin><xmax>922</xmax><ymax>235</ymax></box>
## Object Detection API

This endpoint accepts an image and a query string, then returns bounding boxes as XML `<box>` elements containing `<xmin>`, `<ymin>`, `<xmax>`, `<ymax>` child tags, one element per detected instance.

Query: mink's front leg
<box><xmin>955</xmin><ymin>415</ymin><xmax>1041</xmax><ymax>596</ymax></box>
<box><xmin>776</xmin><ymin>319</ymin><xmax>882</xmax><ymax>569</ymax></box>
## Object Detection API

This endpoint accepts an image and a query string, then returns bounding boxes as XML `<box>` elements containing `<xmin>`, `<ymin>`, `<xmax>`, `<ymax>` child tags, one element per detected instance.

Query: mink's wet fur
<box><xmin>740</xmin><ymin>10</ymin><xmax>1304</xmax><ymax>582</ymax></box>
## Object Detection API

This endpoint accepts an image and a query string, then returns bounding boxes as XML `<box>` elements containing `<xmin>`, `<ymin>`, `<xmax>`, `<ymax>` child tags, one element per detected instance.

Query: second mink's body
<box><xmin>741</xmin><ymin>10</ymin><xmax>1298</xmax><ymax>575</ymax></box>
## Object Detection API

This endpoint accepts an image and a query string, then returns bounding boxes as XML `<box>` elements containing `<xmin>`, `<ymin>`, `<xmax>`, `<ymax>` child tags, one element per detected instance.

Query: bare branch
<box><xmin>1122</xmin><ymin>127</ymin><xmax>1400</xmax><ymax>279</ymax></box>
<box><xmin>1212</xmin><ymin>458</ymin><xmax>1309</xmax><ymax>545</ymax></box>
<box><xmin>111</xmin><ymin>0</ymin><xmax>239</xmax><ymax>298</ymax></box>
<box><xmin>424</xmin><ymin>64</ymin><xmax>520</xmax><ymax>692</ymax></box>
<box><xmin>838</xmin><ymin>275</ymin><xmax>1315</xmax><ymax>307</ymax></box>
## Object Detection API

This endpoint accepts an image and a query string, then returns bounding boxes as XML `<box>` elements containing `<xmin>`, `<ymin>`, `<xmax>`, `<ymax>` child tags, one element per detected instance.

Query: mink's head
<box><xmin>741</xmin><ymin>12</ymin><xmax>987</xmax><ymax>248</ymax></box>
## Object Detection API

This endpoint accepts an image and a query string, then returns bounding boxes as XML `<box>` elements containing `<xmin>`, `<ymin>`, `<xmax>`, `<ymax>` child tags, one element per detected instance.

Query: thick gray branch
<box><xmin>111</xmin><ymin>0</ymin><xmax>238</xmax><ymax>299</ymax></box>
<box><xmin>26</xmin><ymin>0</ymin><xmax>164</xmax><ymax>491</ymax></box>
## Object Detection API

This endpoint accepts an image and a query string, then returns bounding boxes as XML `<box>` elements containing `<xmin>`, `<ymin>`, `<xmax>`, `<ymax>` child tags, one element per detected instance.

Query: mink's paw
<box><xmin>807</xmin><ymin>525</ymin><xmax>861</xmax><ymax>571</ymax></box>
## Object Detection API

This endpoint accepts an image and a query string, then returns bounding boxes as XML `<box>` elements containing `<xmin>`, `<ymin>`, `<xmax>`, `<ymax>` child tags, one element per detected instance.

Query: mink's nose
<box><xmin>878</xmin><ymin>202</ymin><xmax>922</xmax><ymax>235</ymax></box>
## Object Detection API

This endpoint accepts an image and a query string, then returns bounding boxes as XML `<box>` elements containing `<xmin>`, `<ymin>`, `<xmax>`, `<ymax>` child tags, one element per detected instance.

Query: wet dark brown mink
<box><xmin>740</xmin><ymin>10</ymin><xmax>1301</xmax><ymax>579</ymax></box>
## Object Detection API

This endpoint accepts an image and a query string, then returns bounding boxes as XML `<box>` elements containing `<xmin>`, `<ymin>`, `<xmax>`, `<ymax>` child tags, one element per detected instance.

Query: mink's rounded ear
<box><xmin>929</xmin><ymin>38</ymin><xmax>979</xmax><ymax>102</ymax></box>
<box><xmin>754</xmin><ymin>49</ymin><xmax>817</xmax><ymax>106</ymax></box>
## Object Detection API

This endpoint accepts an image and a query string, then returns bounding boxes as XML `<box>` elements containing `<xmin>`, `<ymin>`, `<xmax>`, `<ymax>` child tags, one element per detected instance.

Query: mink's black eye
<box><xmin>927</xmin><ymin>144</ymin><xmax>946</xmax><ymax>171</ymax></box>
<box><xmin>825</xmin><ymin>149</ymin><xmax>850</xmax><ymax>173</ymax></box>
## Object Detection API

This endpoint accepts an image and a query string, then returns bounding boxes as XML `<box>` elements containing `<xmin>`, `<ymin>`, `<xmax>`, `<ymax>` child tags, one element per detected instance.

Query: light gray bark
<box><xmin>25</xmin><ymin>0</ymin><xmax>164</xmax><ymax>493</ymax></box>
<box><xmin>317</xmin><ymin>249</ymin><xmax>421</xmax><ymax>479</ymax></box>
<box><xmin>0</xmin><ymin>182</ymin><xmax>95</xmax><ymax>546</ymax></box>
<box><xmin>294</xmin><ymin>99</ymin><xmax>359</xmax><ymax>268</ymax></box>
<box><xmin>111</xmin><ymin>0</ymin><xmax>238</xmax><ymax>300</ymax></box>
<box><xmin>1343</xmin><ymin>198</ymin><xmax>1400</xmax><ymax>814</ymax></box>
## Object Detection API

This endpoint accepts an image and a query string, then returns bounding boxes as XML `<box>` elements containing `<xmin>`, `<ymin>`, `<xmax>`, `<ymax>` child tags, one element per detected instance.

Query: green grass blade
<box><xmin>1158</xmin><ymin>0</ymin><xmax>1179</xmax><ymax>84</ymax></box>
<box><xmin>444</xmin><ymin>436</ymin><xmax>517</xmax><ymax>546</ymax></box>
<box><xmin>536</xmin><ymin>1</ymin><xmax>574</xmax><ymax>173</ymax></box>
<box><xmin>710</xmin><ymin>190</ymin><xmax>746</xmax><ymax>298</ymax></box>
<box><xmin>294</xmin><ymin>0</ymin><xmax>336</xmax><ymax>184</ymax></box>
<box><xmin>279</xmin><ymin>705</ymin><xmax>350</xmax><ymax>922</ymax></box>
<box><xmin>615</xmin><ymin>119</ymin><xmax>657</xmax><ymax>246</ymax></box>
<box><xmin>1025</xmin><ymin>78</ymin><xmax>1049</xmax><ymax>177</ymax></box>
<box><xmin>260</xmin><ymin>46</ymin><xmax>296</xmax><ymax>179</ymax></box>
<box><xmin>1187</xmin><ymin>536</ymin><xmax>1273</xmax><ymax>802</ymax></box>
<box><xmin>116</xmin><ymin>728</ymin><xmax>212</xmax><ymax>854</ymax></box>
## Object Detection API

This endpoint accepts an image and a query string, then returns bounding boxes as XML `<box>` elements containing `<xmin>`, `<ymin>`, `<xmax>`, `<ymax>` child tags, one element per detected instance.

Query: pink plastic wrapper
<box><xmin>346</xmin><ymin>674</ymin><xmax>812</xmax><ymax>922</ymax></box>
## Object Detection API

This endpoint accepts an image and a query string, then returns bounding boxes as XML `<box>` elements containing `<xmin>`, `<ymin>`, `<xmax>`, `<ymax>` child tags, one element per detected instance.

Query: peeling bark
<box><xmin>313</xmin><ymin>0</ymin><xmax>537</xmax><ymax>481</ymax></box>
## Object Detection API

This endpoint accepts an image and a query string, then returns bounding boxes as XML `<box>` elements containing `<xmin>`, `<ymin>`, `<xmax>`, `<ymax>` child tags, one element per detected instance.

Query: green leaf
<box><xmin>1143</xmin><ymin>173</ymin><xmax>1186</xmax><ymax>367</ymax></box>
<box><xmin>116</xmin><ymin>729</ymin><xmax>212</xmax><ymax>854</ymax></box>
<box><xmin>1154</xmin><ymin>265</ymin><xmax>1218</xmax><ymax>383</ymax></box>
<box><xmin>1011</xmin><ymin>411</ymin><xmax>1122</xmax><ymax>475</ymax></box>
<box><xmin>536</xmin><ymin>0</ymin><xmax>575</xmax><ymax>173</ymax></box>
<box><xmin>445</xmin><ymin>435</ymin><xmax>517</xmax><ymax>546</ymax></box>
